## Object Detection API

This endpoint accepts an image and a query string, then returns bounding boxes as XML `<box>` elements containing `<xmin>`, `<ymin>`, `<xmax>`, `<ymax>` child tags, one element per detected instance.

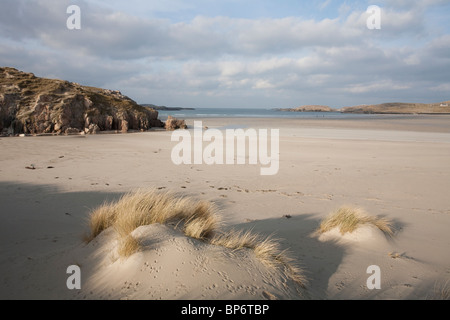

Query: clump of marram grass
<box><xmin>83</xmin><ymin>202</ymin><xmax>118</xmax><ymax>243</ymax></box>
<box><xmin>317</xmin><ymin>206</ymin><xmax>394</xmax><ymax>237</ymax></box>
<box><xmin>84</xmin><ymin>189</ymin><xmax>220</xmax><ymax>256</ymax></box>
<box><xmin>84</xmin><ymin>189</ymin><xmax>306</xmax><ymax>288</ymax></box>
<box><xmin>117</xmin><ymin>234</ymin><xmax>141</xmax><ymax>258</ymax></box>
<box><xmin>428</xmin><ymin>280</ymin><xmax>450</xmax><ymax>300</ymax></box>
<box><xmin>210</xmin><ymin>229</ymin><xmax>307</xmax><ymax>287</ymax></box>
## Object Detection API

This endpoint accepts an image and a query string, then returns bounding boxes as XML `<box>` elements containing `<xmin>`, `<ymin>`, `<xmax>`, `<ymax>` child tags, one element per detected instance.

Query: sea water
<box><xmin>156</xmin><ymin>108</ymin><xmax>382</xmax><ymax>121</ymax></box>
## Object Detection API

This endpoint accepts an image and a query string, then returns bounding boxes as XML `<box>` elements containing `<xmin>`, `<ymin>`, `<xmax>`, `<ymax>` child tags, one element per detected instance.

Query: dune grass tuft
<box><xmin>429</xmin><ymin>280</ymin><xmax>450</xmax><ymax>300</ymax></box>
<box><xmin>317</xmin><ymin>206</ymin><xmax>394</xmax><ymax>237</ymax></box>
<box><xmin>83</xmin><ymin>202</ymin><xmax>117</xmax><ymax>243</ymax></box>
<box><xmin>85</xmin><ymin>189</ymin><xmax>220</xmax><ymax>250</ymax></box>
<box><xmin>117</xmin><ymin>234</ymin><xmax>141</xmax><ymax>258</ymax></box>
<box><xmin>210</xmin><ymin>229</ymin><xmax>307</xmax><ymax>287</ymax></box>
<box><xmin>84</xmin><ymin>189</ymin><xmax>306</xmax><ymax>287</ymax></box>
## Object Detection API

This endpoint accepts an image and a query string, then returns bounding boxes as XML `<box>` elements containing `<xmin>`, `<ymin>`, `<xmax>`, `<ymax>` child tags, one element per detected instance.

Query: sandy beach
<box><xmin>1</xmin><ymin>115</ymin><xmax>449</xmax><ymax>300</ymax></box>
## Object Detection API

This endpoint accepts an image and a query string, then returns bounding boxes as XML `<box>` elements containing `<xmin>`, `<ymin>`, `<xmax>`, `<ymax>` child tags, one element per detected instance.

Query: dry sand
<box><xmin>1</xmin><ymin>115</ymin><xmax>449</xmax><ymax>300</ymax></box>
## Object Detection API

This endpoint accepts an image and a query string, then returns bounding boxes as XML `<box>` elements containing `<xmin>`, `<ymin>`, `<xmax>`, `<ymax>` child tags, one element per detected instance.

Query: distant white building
<box><xmin>440</xmin><ymin>103</ymin><xmax>448</xmax><ymax>107</ymax></box>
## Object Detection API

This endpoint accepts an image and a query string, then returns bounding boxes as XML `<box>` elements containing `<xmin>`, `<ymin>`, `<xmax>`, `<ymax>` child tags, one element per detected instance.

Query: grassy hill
<box><xmin>340</xmin><ymin>101</ymin><xmax>450</xmax><ymax>114</ymax></box>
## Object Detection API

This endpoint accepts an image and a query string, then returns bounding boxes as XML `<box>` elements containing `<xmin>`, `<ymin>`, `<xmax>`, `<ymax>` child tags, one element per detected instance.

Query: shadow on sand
<box><xmin>229</xmin><ymin>213</ymin><xmax>347</xmax><ymax>299</ymax></box>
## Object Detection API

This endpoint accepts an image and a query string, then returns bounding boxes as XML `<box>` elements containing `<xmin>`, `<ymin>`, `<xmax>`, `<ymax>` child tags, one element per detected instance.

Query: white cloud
<box><xmin>345</xmin><ymin>80</ymin><xmax>411</xmax><ymax>94</ymax></box>
<box><xmin>252</xmin><ymin>79</ymin><xmax>275</xmax><ymax>89</ymax></box>
<box><xmin>319</xmin><ymin>0</ymin><xmax>333</xmax><ymax>10</ymax></box>
<box><xmin>431</xmin><ymin>83</ymin><xmax>450</xmax><ymax>92</ymax></box>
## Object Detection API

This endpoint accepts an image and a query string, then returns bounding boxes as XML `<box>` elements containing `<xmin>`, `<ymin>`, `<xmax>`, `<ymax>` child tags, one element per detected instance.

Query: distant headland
<box><xmin>275</xmin><ymin>105</ymin><xmax>336</xmax><ymax>112</ymax></box>
<box><xmin>275</xmin><ymin>101</ymin><xmax>450</xmax><ymax>114</ymax></box>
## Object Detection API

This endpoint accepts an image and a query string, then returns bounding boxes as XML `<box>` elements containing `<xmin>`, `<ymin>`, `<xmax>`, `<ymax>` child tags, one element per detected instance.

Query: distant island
<box><xmin>275</xmin><ymin>105</ymin><xmax>337</xmax><ymax>112</ymax></box>
<box><xmin>275</xmin><ymin>101</ymin><xmax>450</xmax><ymax>114</ymax></box>
<box><xmin>141</xmin><ymin>104</ymin><xmax>195</xmax><ymax>111</ymax></box>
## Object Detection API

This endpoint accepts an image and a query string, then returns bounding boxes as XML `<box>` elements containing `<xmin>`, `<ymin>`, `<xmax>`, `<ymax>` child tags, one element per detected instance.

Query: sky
<box><xmin>1</xmin><ymin>0</ymin><xmax>449</xmax><ymax>108</ymax></box>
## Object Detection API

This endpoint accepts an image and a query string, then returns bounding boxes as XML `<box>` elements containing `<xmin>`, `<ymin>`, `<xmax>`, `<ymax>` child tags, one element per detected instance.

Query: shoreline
<box><xmin>3</xmin><ymin>114</ymin><xmax>450</xmax><ymax>138</ymax></box>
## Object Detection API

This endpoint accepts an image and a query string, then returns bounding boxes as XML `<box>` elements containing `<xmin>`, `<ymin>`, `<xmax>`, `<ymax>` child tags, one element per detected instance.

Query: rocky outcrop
<box><xmin>0</xmin><ymin>67</ymin><xmax>164</xmax><ymax>135</ymax></box>
<box><xmin>165</xmin><ymin>115</ymin><xmax>187</xmax><ymax>130</ymax></box>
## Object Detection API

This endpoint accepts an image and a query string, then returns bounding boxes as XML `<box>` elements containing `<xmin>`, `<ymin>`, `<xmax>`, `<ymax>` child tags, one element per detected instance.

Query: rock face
<box><xmin>165</xmin><ymin>115</ymin><xmax>187</xmax><ymax>130</ymax></box>
<box><xmin>0</xmin><ymin>67</ymin><xmax>164</xmax><ymax>135</ymax></box>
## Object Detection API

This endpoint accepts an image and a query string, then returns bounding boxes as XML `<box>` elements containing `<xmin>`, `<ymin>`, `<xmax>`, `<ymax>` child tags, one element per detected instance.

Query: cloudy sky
<box><xmin>1</xmin><ymin>0</ymin><xmax>449</xmax><ymax>108</ymax></box>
